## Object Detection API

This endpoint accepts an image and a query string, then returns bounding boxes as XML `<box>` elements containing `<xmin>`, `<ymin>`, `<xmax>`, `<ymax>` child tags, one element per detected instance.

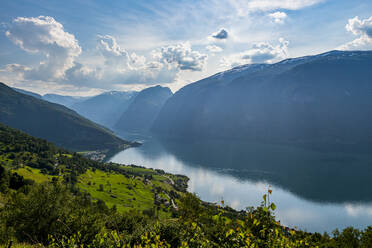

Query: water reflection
<box><xmin>110</xmin><ymin>138</ymin><xmax>372</xmax><ymax>232</ymax></box>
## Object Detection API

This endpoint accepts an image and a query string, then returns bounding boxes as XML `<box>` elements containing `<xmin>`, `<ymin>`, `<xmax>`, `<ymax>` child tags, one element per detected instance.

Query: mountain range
<box><xmin>71</xmin><ymin>91</ymin><xmax>138</xmax><ymax>128</ymax></box>
<box><xmin>43</xmin><ymin>94</ymin><xmax>90</xmax><ymax>108</ymax></box>
<box><xmin>12</xmin><ymin>87</ymin><xmax>42</xmax><ymax>99</ymax></box>
<box><xmin>115</xmin><ymin>85</ymin><xmax>173</xmax><ymax>134</ymax></box>
<box><xmin>0</xmin><ymin>82</ymin><xmax>132</xmax><ymax>152</ymax></box>
<box><xmin>10</xmin><ymin>85</ymin><xmax>172</xmax><ymax>135</ymax></box>
<box><xmin>152</xmin><ymin>50</ymin><xmax>372</xmax><ymax>149</ymax></box>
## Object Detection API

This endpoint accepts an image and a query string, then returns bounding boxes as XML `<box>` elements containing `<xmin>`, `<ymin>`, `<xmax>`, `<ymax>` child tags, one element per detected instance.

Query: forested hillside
<box><xmin>0</xmin><ymin>83</ymin><xmax>132</xmax><ymax>152</ymax></box>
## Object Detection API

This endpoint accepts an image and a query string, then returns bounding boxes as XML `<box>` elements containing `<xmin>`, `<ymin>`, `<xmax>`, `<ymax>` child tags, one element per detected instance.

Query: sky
<box><xmin>0</xmin><ymin>0</ymin><xmax>372</xmax><ymax>96</ymax></box>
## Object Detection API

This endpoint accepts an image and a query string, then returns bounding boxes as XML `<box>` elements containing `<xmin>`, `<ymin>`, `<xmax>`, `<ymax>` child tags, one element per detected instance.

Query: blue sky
<box><xmin>0</xmin><ymin>0</ymin><xmax>372</xmax><ymax>95</ymax></box>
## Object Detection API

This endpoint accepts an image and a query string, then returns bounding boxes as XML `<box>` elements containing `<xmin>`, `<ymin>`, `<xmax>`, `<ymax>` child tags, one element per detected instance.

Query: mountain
<box><xmin>152</xmin><ymin>51</ymin><xmax>372</xmax><ymax>148</ymax></box>
<box><xmin>0</xmin><ymin>82</ymin><xmax>132</xmax><ymax>152</ymax></box>
<box><xmin>12</xmin><ymin>87</ymin><xmax>42</xmax><ymax>99</ymax></box>
<box><xmin>43</xmin><ymin>94</ymin><xmax>90</xmax><ymax>108</ymax></box>
<box><xmin>71</xmin><ymin>91</ymin><xmax>138</xmax><ymax>129</ymax></box>
<box><xmin>115</xmin><ymin>85</ymin><xmax>173</xmax><ymax>133</ymax></box>
<box><xmin>11</xmin><ymin>88</ymin><xmax>89</xmax><ymax>108</ymax></box>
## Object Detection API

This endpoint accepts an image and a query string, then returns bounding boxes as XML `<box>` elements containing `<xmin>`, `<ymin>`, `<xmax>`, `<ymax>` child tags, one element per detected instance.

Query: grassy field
<box><xmin>76</xmin><ymin>167</ymin><xmax>186</xmax><ymax>218</ymax></box>
<box><xmin>7</xmin><ymin>163</ymin><xmax>186</xmax><ymax>218</ymax></box>
<box><xmin>77</xmin><ymin>169</ymin><xmax>155</xmax><ymax>212</ymax></box>
<box><xmin>11</xmin><ymin>166</ymin><xmax>53</xmax><ymax>183</ymax></box>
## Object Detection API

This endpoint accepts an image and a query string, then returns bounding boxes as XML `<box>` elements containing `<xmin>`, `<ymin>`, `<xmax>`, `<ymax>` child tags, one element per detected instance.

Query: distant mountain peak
<box><xmin>115</xmin><ymin>85</ymin><xmax>173</xmax><ymax>133</ymax></box>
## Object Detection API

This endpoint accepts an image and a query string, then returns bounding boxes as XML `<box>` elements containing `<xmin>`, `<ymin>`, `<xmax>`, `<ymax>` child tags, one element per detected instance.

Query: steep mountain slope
<box><xmin>153</xmin><ymin>51</ymin><xmax>372</xmax><ymax>147</ymax></box>
<box><xmin>115</xmin><ymin>85</ymin><xmax>173</xmax><ymax>133</ymax></box>
<box><xmin>12</xmin><ymin>87</ymin><xmax>42</xmax><ymax>99</ymax></box>
<box><xmin>43</xmin><ymin>94</ymin><xmax>90</xmax><ymax>108</ymax></box>
<box><xmin>72</xmin><ymin>91</ymin><xmax>138</xmax><ymax>128</ymax></box>
<box><xmin>0</xmin><ymin>82</ymin><xmax>132</xmax><ymax>151</ymax></box>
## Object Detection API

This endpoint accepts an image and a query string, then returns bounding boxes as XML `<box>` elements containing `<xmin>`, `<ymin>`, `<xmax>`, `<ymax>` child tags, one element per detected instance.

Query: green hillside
<box><xmin>0</xmin><ymin>82</ymin><xmax>132</xmax><ymax>152</ymax></box>
<box><xmin>0</xmin><ymin>123</ymin><xmax>187</xmax><ymax>215</ymax></box>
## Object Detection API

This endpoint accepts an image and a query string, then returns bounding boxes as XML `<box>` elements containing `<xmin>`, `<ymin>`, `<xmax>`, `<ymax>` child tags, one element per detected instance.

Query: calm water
<box><xmin>110</xmin><ymin>137</ymin><xmax>372</xmax><ymax>233</ymax></box>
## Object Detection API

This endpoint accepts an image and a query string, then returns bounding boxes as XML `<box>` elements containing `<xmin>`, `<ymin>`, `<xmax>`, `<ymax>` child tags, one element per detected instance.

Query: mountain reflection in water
<box><xmin>111</xmin><ymin>137</ymin><xmax>372</xmax><ymax>232</ymax></box>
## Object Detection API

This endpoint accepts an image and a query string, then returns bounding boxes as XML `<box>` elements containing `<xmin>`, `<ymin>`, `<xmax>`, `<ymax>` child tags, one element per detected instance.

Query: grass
<box><xmin>54</xmin><ymin>153</ymin><xmax>73</xmax><ymax>159</ymax></box>
<box><xmin>6</xmin><ymin>163</ymin><xmax>185</xmax><ymax>217</ymax></box>
<box><xmin>11</xmin><ymin>166</ymin><xmax>53</xmax><ymax>183</ymax></box>
<box><xmin>2</xmin><ymin>149</ymin><xmax>187</xmax><ymax>219</ymax></box>
<box><xmin>77</xmin><ymin>169</ymin><xmax>155</xmax><ymax>212</ymax></box>
<box><xmin>76</xmin><ymin>168</ymin><xmax>184</xmax><ymax>218</ymax></box>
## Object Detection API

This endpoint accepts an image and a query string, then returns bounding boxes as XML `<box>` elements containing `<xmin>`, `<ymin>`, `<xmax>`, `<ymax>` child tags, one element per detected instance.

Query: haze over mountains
<box><xmin>43</xmin><ymin>94</ymin><xmax>90</xmax><ymax>108</ymax></box>
<box><xmin>9</xmin><ymin>84</ymin><xmax>174</xmax><ymax>137</ymax></box>
<box><xmin>13</xmin><ymin>87</ymin><xmax>42</xmax><ymax>99</ymax></box>
<box><xmin>6</xmin><ymin>50</ymin><xmax>372</xmax><ymax>152</ymax></box>
<box><xmin>12</xmin><ymin>87</ymin><xmax>90</xmax><ymax>108</ymax></box>
<box><xmin>153</xmin><ymin>51</ymin><xmax>372</xmax><ymax>149</ymax></box>
<box><xmin>0</xmin><ymin>83</ymin><xmax>131</xmax><ymax>152</ymax></box>
<box><xmin>115</xmin><ymin>86</ymin><xmax>173</xmax><ymax>134</ymax></box>
<box><xmin>71</xmin><ymin>91</ymin><xmax>138</xmax><ymax>129</ymax></box>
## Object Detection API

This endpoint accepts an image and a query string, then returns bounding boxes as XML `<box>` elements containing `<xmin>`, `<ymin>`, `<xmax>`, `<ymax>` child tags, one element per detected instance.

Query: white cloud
<box><xmin>245</xmin><ymin>0</ymin><xmax>324</xmax><ymax>12</ymax></box>
<box><xmin>206</xmin><ymin>44</ymin><xmax>223</xmax><ymax>53</ymax></box>
<box><xmin>5</xmin><ymin>16</ymin><xmax>81</xmax><ymax>81</ymax></box>
<box><xmin>268</xmin><ymin>12</ymin><xmax>288</xmax><ymax>24</ymax></box>
<box><xmin>339</xmin><ymin>16</ymin><xmax>372</xmax><ymax>50</ymax></box>
<box><xmin>66</xmin><ymin>36</ymin><xmax>208</xmax><ymax>88</ymax></box>
<box><xmin>154</xmin><ymin>42</ymin><xmax>208</xmax><ymax>71</ymax></box>
<box><xmin>2</xmin><ymin>17</ymin><xmax>208</xmax><ymax>91</ymax></box>
<box><xmin>346</xmin><ymin>16</ymin><xmax>372</xmax><ymax>37</ymax></box>
<box><xmin>66</xmin><ymin>35</ymin><xmax>180</xmax><ymax>87</ymax></box>
<box><xmin>228</xmin><ymin>0</ymin><xmax>324</xmax><ymax>16</ymax></box>
<box><xmin>221</xmin><ymin>38</ymin><xmax>289</xmax><ymax>68</ymax></box>
<box><xmin>97</xmin><ymin>34</ymin><xmax>130</xmax><ymax>69</ymax></box>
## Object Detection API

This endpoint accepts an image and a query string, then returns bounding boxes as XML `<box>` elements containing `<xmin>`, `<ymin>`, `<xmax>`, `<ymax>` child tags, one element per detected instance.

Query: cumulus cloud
<box><xmin>211</xmin><ymin>29</ymin><xmax>228</xmax><ymax>39</ymax></box>
<box><xmin>268</xmin><ymin>12</ymin><xmax>287</xmax><ymax>24</ymax></box>
<box><xmin>154</xmin><ymin>42</ymin><xmax>208</xmax><ymax>71</ymax></box>
<box><xmin>206</xmin><ymin>44</ymin><xmax>223</xmax><ymax>53</ymax></box>
<box><xmin>339</xmin><ymin>16</ymin><xmax>372</xmax><ymax>50</ymax></box>
<box><xmin>97</xmin><ymin>34</ymin><xmax>130</xmax><ymax>68</ymax></box>
<box><xmin>5</xmin><ymin>16</ymin><xmax>81</xmax><ymax>81</ymax></box>
<box><xmin>221</xmin><ymin>38</ymin><xmax>289</xmax><ymax>68</ymax></box>
<box><xmin>66</xmin><ymin>36</ymin><xmax>207</xmax><ymax>88</ymax></box>
<box><xmin>2</xmin><ymin>17</ymin><xmax>208</xmax><ymax>90</ymax></box>
<box><xmin>346</xmin><ymin>16</ymin><xmax>372</xmax><ymax>37</ymax></box>
<box><xmin>66</xmin><ymin>35</ymin><xmax>180</xmax><ymax>87</ymax></box>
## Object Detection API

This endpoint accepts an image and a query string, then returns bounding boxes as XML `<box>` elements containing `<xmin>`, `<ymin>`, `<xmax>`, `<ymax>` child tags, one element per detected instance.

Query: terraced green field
<box><xmin>8</xmin><ymin>164</ymin><xmax>187</xmax><ymax>217</ymax></box>
<box><xmin>11</xmin><ymin>166</ymin><xmax>53</xmax><ymax>183</ymax></box>
<box><xmin>78</xmin><ymin>169</ymin><xmax>156</xmax><ymax>212</ymax></box>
